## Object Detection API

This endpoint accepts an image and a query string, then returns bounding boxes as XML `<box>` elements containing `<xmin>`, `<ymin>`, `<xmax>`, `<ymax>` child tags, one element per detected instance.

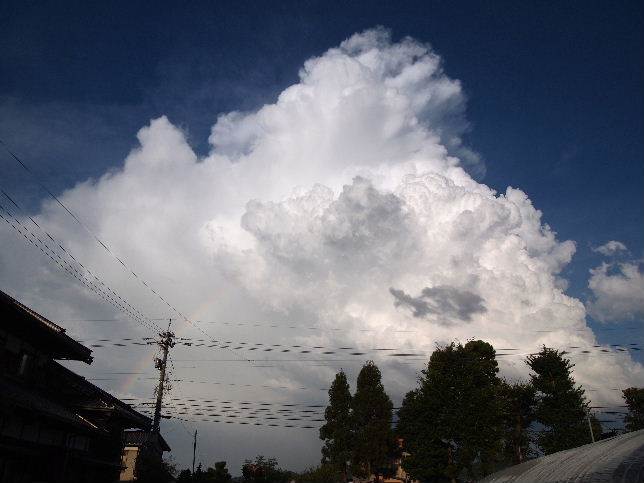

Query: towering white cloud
<box><xmin>1</xmin><ymin>28</ymin><xmax>642</xmax><ymax>468</ymax></box>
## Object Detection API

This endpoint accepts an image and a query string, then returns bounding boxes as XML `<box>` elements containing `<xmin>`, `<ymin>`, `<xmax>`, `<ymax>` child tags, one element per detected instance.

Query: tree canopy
<box><xmin>499</xmin><ymin>381</ymin><xmax>536</xmax><ymax>464</ymax></box>
<box><xmin>527</xmin><ymin>346</ymin><xmax>591</xmax><ymax>454</ymax></box>
<box><xmin>351</xmin><ymin>361</ymin><xmax>394</xmax><ymax>478</ymax></box>
<box><xmin>399</xmin><ymin>340</ymin><xmax>504</xmax><ymax>481</ymax></box>
<box><xmin>241</xmin><ymin>455</ymin><xmax>294</xmax><ymax>483</ymax></box>
<box><xmin>319</xmin><ymin>370</ymin><xmax>353</xmax><ymax>473</ymax></box>
<box><xmin>134</xmin><ymin>445</ymin><xmax>176</xmax><ymax>483</ymax></box>
<box><xmin>623</xmin><ymin>387</ymin><xmax>644</xmax><ymax>431</ymax></box>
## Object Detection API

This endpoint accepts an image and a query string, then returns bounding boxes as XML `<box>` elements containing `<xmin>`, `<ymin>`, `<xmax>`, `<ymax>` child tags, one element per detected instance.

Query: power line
<box><xmin>87</xmin><ymin>374</ymin><xmax>319</xmax><ymax>391</ymax></box>
<box><xmin>135</xmin><ymin>404</ymin><xmax>325</xmax><ymax>420</ymax></box>
<box><xmin>0</xmin><ymin>202</ymin><xmax>159</xmax><ymax>332</ymax></box>
<box><xmin>0</xmin><ymin>140</ymin><xmax>233</xmax><ymax>350</ymax></box>
<box><xmin>58</xmin><ymin>318</ymin><xmax>644</xmax><ymax>335</ymax></box>
<box><xmin>173</xmin><ymin>415</ymin><xmax>321</xmax><ymax>430</ymax></box>
<box><xmin>72</xmin><ymin>333</ymin><xmax>641</xmax><ymax>357</ymax></box>
<box><xmin>131</xmin><ymin>403</ymin><xmax>325</xmax><ymax>424</ymax></box>
<box><xmin>122</xmin><ymin>395</ymin><xmax>328</xmax><ymax>408</ymax></box>
<box><xmin>133</xmin><ymin>405</ymin><xmax>626</xmax><ymax>431</ymax></box>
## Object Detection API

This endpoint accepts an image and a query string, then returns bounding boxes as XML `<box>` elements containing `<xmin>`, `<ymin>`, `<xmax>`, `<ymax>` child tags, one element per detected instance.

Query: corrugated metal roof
<box><xmin>481</xmin><ymin>430</ymin><xmax>644</xmax><ymax>482</ymax></box>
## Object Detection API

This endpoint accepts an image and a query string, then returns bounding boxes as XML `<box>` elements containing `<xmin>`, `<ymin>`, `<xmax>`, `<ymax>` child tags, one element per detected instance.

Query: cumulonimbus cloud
<box><xmin>1</xmin><ymin>28</ymin><xmax>642</xmax><ymax>415</ymax></box>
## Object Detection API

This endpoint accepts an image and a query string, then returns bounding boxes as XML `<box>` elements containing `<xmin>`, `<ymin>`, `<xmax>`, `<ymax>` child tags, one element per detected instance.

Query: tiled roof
<box><xmin>0</xmin><ymin>289</ymin><xmax>92</xmax><ymax>363</ymax></box>
<box><xmin>52</xmin><ymin>362</ymin><xmax>151</xmax><ymax>429</ymax></box>
<box><xmin>123</xmin><ymin>430</ymin><xmax>171</xmax><ymax>452</ymax></box>
<box><xmin>0</xmin><ymin>377</ymin><xmax>101</xmax><ymax>433</ymax></box>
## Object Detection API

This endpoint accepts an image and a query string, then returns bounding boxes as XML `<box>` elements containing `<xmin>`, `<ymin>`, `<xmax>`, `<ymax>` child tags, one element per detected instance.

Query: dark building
<box><xmin>0</xmin><ymin>289</ymin><xmax>156</xmax><ymax>483</ymax></box>
<box><xmin>120</xmin><ymin>430</ymin><xmax>171</xmax><ymax>481</ymax></box>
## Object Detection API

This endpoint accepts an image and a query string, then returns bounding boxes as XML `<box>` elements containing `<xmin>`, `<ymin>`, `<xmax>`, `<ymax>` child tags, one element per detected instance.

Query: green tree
<box><xmin>499</xmin><ymin>381</ymin><xmax>536</xmax><ymax>464</ymax></box>
<box><xmin>395</xmin><ymin>389</ymin><xmax>422</xmax><ymax>447</ymax></box>
<box><xmin>176</xmin><ymin>469</ymin><xmax>192</xmax><ymax>482</ymax></box>
<box><xmin>295</xmin><ymin>464</ymin><xmax>344</xmax><ymax>482</ymax></box>
<box><xmin>351</xmin><ymin>361</ymin><xmax>394</xmax><ymax>478</ymax></box>
<box><xmin>397</xmin><ymin>387</ymin><xmax>446</xmax><ymax>481</ymax></box>
<box><xmin>399</xmin><ymin>340</ymin><xmax>504</xmax><ymax>482</ymax></box>
<box><xmin>205</xmin><ymin>461</ymin><xmax>232</xmax><ymax>482</ymax></box>
<box><xmin>623</xmin><ymin>387</ymin><xmax>644</xmax><ymax>431</ymax></box>
<box><xmin>320</xmin><ymin>370</ymin><xmax>353</xmax><ymax>476</ymax></box>
<box><xmin>194</xmin><ymin>463</ymin><xmax>204</xmax><ymax>482</ymax></box>
<box><xmin>527</xmin><ymin>346</ymin><xmax>590</xmax><ymax>454</ymax></box>
<box><xmin>241</xmin><ymin>455</ymin><xmax>293</xmax><ymax>483</ymax></box>
<box><xmin>134</xmin><ymin>449</ymin><xmax>176</xmax><ymax>483</ymax></box>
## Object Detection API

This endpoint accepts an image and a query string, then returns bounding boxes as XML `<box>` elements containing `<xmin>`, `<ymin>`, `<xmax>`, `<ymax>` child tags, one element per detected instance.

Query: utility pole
<box><xmin>192</xmin><ymin>429</ymin><xmax>198</xmax><ymax>474</ymax></box>
<box><xmin>152</xmin><ymin>323</ymin><xmax>175</xmax><ymax>433</ymax></box>
<box><xmin>587</xmin><ymin>412</ymin><xmax>596</xmax><ymax>443</ymax></box>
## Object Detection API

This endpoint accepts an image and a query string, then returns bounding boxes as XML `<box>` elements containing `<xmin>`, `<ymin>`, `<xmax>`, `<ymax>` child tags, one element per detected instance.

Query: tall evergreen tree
<box><xmin>399</xmin><ymin>340</ymin><xmax>504</xmax><ymax>482</ymax></box>
<box><xmin>499</xmin><ymin>381</ymin><xmax>536</xmax><ymax>464</ymax></box>
<box><xmin>527</xmin><ymin>346</ymin><xmax>590</xmax><ymax>454</ymax></box>
<box><xmin>623</xmin><ymin>387</ymin><xmax>644</xmax><ymax>431</ymax></box>
<box><xmin>351</xmin><ymin>361</ymin><xmax>393</xmax><ymax>478</ymax></box>
<box><xmin>319</xmin><ymin>370</ymin><xmax>353</xmax><ymax>476</ymax></box>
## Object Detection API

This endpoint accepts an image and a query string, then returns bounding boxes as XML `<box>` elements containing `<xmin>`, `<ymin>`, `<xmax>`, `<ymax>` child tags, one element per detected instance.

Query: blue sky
<box><xmin>1</xmin><ymin>0</ymin><xmax>642</xmax><ymax>471</ymax></box>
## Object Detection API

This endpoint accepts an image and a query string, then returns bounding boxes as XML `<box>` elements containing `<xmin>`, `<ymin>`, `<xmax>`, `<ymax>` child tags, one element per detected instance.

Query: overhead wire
<box><xmin>0</xmin><ymin>140</ymin><xmax>253</xmax><ymax>362</ymax></box>
<box><xmin>0</xmin><ymin>199</ymin><xmax>160</xmax><ymax>332</ymax></box>
<box><xmin>0</xmin><ymin>139</ymin><xmax>244</xmax><ymax>348</ymax></box>
<box><xmin>72</xmin><ymin>334</ymin><xmax>641</xmax><ymax>356</ymax></box>
<box><xmin>59</xmin><ymin>318</ymin><xmax>643</xmax><ymax>336</ymax></box>
<box><xmin>129</xmin><ymin>402</ymin><xmax>627</xmax><ymax>431</ymax></box>
<box><xmin>166</xmin><ymin>354</ymin><xmax>200</xmax><ymax>438</ymax></box>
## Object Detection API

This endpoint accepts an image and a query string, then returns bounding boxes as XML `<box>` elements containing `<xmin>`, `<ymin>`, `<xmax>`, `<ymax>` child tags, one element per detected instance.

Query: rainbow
<box><xmin>117</xmin><ymin>296</ymin><xmax>220</xmax><ymax>395</ymax></box>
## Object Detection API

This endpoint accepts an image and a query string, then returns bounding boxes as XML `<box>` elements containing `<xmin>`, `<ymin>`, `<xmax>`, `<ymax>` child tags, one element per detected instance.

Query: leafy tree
<box><xmin>351</xmin><ymin>361</ymin><xmax>394</xmax><ymax>478</ymax></box>
<box><xmin>205</xmin><ymin>461</ymin><xmax>232</xmax><ymax>482</ymax></box>
<box><xmin>623</xmin><ymin>387</ymin><xmax>644</xmax><ymax>431</ymax></box>
<box><xmin>499</xmin><ymin>381</ymin><xmax>536</xmax><ymax>464</ymax></box>
<box><xmin>194</xmin><ymin>463</ymin><xmax>204</xmax><ymax>482</ymax></box>
<box><xmin>396</xmin><ymin>389</ymin><xmax>422</xmax><ymax>446</ymax></box>
<box><xmin>320</xmin><ymin>370</ymin><xmax>353</xmax><ymax>476</ymax></box>
<box><xmin>527</xmin><ymin>346</ymin><xmax>591</xmax><ymax>454</ymax></box>
<box><xmin>397</xmin><ymin>388</ymin><xmax>447</xmax><ymax>481</ymax></box>
<box><xmin>134</xmin><ymin>448</ymin><xmax>176</xmax><ymax>483</ymax></box>
<box><xmin>241</xmin><ymin>455</ymin><xmax>293</xmax><ymax>483</ymax></box>
<box><xmin>295</xmin><ymin>464</ymin><xmax>344</xmax><ymax>482</ymax></box>
<box><xmin>177</xmin><ymin>469</ymin><xmax>192</xmax><ymax>482</ymax></box>
<box><xmin>399</xmin><ymin>340</ymin><xmax>504</xmax><ymax>482</ymax></box>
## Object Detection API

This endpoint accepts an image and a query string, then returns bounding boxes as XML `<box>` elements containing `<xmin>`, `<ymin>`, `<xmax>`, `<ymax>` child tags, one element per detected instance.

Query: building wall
<box><xmin>120</xmin><ymin>446</ymin><xmax>139</xmax><ymax>481</ymax></box>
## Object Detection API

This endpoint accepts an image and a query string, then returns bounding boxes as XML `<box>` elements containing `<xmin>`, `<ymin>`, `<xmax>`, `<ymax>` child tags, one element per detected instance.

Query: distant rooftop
<box><xmin>0</xmin><ymin>289</ymin><xmax>92</xmax><ymax>363</ymax></box>
<box><xmin>482</xmin><ymin>430</ymin><xmax>644</xmax><ymax>482</ymax></box>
